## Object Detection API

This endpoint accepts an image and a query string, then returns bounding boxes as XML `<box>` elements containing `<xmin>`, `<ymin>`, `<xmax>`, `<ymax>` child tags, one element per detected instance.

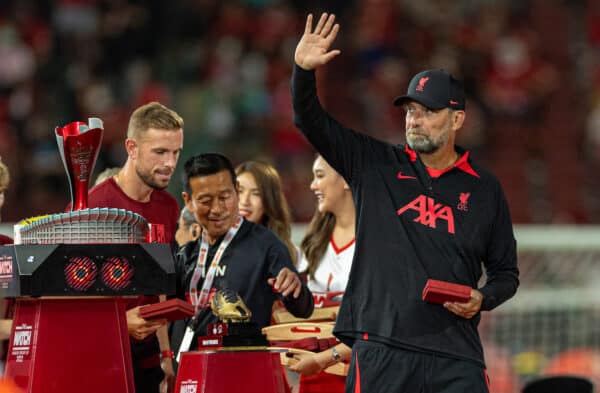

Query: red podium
<box><xmin>7</xmin><ymin>298</ymin><xmax>133</xmax><ymax>392</ymax></box>
<box><xmin>1</xmin><ymin>243</ymin><xmax>175</xmax><ymax>393</ymax></box>
<box><xmin>175</xmin><ymin>349</ymin><xmax>291</xmax><ymax>393</ymax></box>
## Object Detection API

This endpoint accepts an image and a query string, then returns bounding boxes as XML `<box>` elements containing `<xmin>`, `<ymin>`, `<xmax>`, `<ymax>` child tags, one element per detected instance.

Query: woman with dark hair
<box><xmin>235</xmin><ymin>161</ymin><xmax>297</xmax><ymax>265</ymax></box>
<box><xmin>299</xmin><ymin>155</ymin><xmax>354</xmax><ymax>295</ymax></box>
<box><xmin>289</xmin><ymin>155</ymin><xmax>355</xmax><ymax>392</ymax></box>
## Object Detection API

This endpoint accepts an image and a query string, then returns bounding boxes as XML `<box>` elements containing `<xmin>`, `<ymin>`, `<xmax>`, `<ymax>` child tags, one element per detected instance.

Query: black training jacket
<box><xmin>170</xmin><ymin>219</ymin><xmax>313</xmax><ymax>358</ymax></box>
<box><xmin>292</xmin><ymin>65</ymin><xmax>519</xmax><ymax>366</ymax></box>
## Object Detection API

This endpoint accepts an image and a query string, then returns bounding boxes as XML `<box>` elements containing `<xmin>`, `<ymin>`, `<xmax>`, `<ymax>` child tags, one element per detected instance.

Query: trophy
<box><xmin>198</xmin><ymin>288</ymin><xmax>268</xmax><ymax>348</ymax></box>
<box><xmin>56</xmin><ymin>118</ymin><xmax>103</xmax><ymax>211</ymax></box>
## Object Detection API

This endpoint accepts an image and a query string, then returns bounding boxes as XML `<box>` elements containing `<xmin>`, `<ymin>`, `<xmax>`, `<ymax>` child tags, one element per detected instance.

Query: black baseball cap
<box><xmin>393</xmin><ymin>69</ymin><xmax>465</xmax><ymax>110</ymax></box>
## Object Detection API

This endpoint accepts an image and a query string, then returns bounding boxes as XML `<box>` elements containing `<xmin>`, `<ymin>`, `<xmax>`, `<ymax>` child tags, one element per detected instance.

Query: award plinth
<box><xmin>176</xmin><ymin>290</ymin><xmax>288</xmax><ymax>392</ymax></box>
<box><xmin>6</xmin><ymin>297</ymin><xmax>132</xmax><ymax>392</ymax></box>
<box><xmin>175</xmin><ymin>349</ymin><xmax>290</xmax><ymax>393</ymax></box>
<box><xmin>2</xmin><ymin>243</ymin><xmax>175</xmax><ymax>393</ymax></box>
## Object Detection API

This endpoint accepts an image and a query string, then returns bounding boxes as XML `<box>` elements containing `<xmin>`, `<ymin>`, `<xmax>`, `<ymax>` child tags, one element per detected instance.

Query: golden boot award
<box><xmin>197</xmin><ymin>287</ymin><xmax>268</xmax><ymax>348</ymax></box>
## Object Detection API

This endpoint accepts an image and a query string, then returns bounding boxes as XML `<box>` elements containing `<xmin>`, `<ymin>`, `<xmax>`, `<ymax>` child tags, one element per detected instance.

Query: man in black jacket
<box><xmin>292</xmin><ymin>13</ymin><xmax>519</xmax><ymax>393</ymax></box>
<box><xmin>170</xmin><ymin>153</ymin><xmax>314</xmax><ymax>362</ymax></box>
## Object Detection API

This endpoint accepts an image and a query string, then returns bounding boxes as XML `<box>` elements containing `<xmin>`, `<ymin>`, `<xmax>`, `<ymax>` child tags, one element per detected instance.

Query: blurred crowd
<box><xmin>0</xmin><ymin>0</ymin><xmax>599</xmax><ymax>223</ymax></box>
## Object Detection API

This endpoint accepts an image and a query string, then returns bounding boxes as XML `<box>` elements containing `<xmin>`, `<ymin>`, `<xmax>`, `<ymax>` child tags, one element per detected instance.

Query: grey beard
<box><xmin>406</xmin><ymin>126</ymin><xmax>450</xmax><ymax>154</ymax></box>
<box><xmin>407</xmin><ymin>137</ymin><xmax>441</xmax><ymax>154</ymax></box>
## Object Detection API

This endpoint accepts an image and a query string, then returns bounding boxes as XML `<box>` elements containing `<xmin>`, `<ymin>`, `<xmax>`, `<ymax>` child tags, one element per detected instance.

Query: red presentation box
<box><xmin>422</xmin><ymin>279</ymin><xmax>471</xmax><ymax>304</ymax></box>
<box><xmin>140</xmin><ymin>298</ymin><xmax>194</xmax><ymax>321</ymax></box>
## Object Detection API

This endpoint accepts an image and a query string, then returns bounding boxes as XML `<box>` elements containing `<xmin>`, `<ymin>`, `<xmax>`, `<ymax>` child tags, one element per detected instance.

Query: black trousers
<box><xmin>131</xmin><ymin>339</ymin><xmax>164</xmax><ymax>393</ymax></box>
<box><xmin>345</xmin><ymin>340</ymin><xmax>489</xmax><ymax>393</ymax></box>
<box><xmin>133</xmin><ymin>364</ymin><xmax>164</xmax><ymax>393</ymax></box>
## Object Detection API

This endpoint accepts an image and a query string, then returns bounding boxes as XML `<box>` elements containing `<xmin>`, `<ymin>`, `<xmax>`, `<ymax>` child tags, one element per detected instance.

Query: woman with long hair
<box><xmin>290</xmin><ymin>155</ymin><xmax>355</xmax><ymax>392</ymax></box>
<box><xmin>299</xmin><ymin>155</ymin><xmax>355</xmax><ymax>296</ymax></box>
<box><xmin>235</xmin><ymin>161</ymin><xmax>297</xmax><ymax>265</ymax></box>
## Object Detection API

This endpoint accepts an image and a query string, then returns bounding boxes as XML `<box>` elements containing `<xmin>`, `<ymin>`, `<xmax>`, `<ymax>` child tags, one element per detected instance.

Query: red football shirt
<box><xmin>87</xmin><ymin>177</ymin><xmax>179</xmax><ymax>244</ymax></box>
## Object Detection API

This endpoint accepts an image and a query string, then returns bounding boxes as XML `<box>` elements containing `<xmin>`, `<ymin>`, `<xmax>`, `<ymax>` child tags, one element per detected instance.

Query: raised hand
<box><xmin>295</xmin><ymin>13</ymin><xmax>341</xmax><ymax>71</ymax></box>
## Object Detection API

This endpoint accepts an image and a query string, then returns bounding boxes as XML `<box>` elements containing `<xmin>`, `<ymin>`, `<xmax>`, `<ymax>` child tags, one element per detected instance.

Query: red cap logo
<box><xmin>450</xmin><ymin>100</ymin><xmax>459</xmax><ymax>105</ymax></box>
<box><xmin>416</xmin><ymin>77</ymin><xmax>429</xmax><ymax>92</ymax></box>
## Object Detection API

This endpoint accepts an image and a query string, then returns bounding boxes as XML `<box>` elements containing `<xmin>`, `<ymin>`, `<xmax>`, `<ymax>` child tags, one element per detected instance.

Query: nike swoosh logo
<box><xmin>397</xmin><ymin>171</ymin><xmax>417</xmax><ymax>180</ymax></box>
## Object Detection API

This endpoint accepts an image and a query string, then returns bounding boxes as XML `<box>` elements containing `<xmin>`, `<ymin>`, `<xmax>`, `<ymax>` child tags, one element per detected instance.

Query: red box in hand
<box><xmin>422</xmin><ymin>279</ymin><xmax>471</xmax><ymax>304</ymax></box>
<box><xmin>140</xmin><ymin>298</ymin><xmax>194</xmax><ymax>321</ymax></box>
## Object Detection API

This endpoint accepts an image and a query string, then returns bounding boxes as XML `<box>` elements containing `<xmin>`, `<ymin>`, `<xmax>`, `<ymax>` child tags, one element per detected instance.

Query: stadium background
<box><xmin>1</xmin><ymin>0</ymin><xmax>600</xmax><ymax>391</ymax></box>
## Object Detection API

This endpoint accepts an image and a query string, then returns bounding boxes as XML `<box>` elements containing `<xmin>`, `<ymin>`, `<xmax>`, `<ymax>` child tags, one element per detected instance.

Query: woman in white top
<box><xmin>290</xmin><ymin>155</ymin><xmax>355</xmax><ymax>390</ymax></box>
<box><xmin>297</xmin><ymin>156</ymin><xmax>355</xmax><ymax>294</ymax></box>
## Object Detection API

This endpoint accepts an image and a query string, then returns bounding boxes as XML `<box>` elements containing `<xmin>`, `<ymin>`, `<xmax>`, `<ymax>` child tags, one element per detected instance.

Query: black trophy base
<box><xmin>199</xmin><ymin>321</ymin><xmax>269</xmax><ymax>348</ymax></box>
<box><xmin>222</xmin><ymin>334</ymin><xmax>269</xmax><ymax>347</ymax></box>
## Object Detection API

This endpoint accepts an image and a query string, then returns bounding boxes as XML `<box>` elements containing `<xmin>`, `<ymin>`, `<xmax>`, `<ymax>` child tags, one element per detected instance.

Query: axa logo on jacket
<box><xmin>397</xmin><ymin>194</ymin><xmax>455</xmax><ymax>234</ymax></box>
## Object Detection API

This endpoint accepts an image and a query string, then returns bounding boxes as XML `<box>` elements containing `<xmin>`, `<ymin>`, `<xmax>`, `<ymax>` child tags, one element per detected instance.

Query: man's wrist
<box><xmin>294</xmin><ymin>63</ymin><xmax>316</xmax><ymax>76</ymax></box>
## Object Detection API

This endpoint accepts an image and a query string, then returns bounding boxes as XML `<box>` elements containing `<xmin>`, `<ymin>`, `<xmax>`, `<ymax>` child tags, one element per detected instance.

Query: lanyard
<box><xmin>188</xmin><ymin>216</ymin><xmax>243</xmax><ymax>315</ymax></box>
